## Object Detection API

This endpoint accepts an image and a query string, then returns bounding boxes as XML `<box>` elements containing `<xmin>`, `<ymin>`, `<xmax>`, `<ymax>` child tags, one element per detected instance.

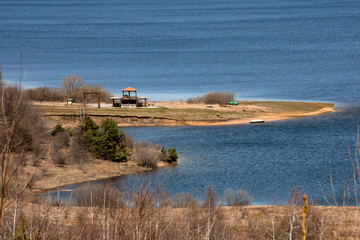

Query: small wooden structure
<box><xmin>83</xmin><ymin>91</ymin><xmax>101</xmax><ymax>108</ymax></box>
<box><xmin>111</xmin><ymin>87</ymin><xmax>148</xmax><ymax>107</ymax></box>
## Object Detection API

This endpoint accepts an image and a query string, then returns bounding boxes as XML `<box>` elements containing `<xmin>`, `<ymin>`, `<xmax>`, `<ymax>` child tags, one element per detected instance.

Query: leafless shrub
<box><xmin>50</xmin><ymin>147</ymin><xmax>66</xmax><ymax>165</ymax></box>
<box><xmin>223</xmin><ymin>188</ymin><xmax>252</xmax><ymax>206</ymax></box>
<box><xmin>31</xmin><ymin>140</ymin><xmax>48</xmax><ymax>160</ymax></box>
<box><xmin>187</xmin><ymin>96</ymin><xmax>202</xmax><ymax>104</ymax></box>
<box><xmin>127</xmin><ymin>180</ymin><xmax>172</xmax><ymax>239</ymax></box>
<box><xmin>266</xmin><ymin>188</ymin><xmax>305</xmax><ymax>240</ymax></box>
<box><xmin>26</xmin><ymin>86</ymin><xmax>66</xmax><ymax>102</ymax></box>
<box><xmin>67</xmin><ymin>142</ymin><xmax>90</xmax><ymax>165</ymax></box>
<box><xmin>0</xmin><ymin>86</ymin><xmax>46</xmax><ymax>152</ymax></box>
<box><xmin>0</xmin><ymin>78</ymin><xmax>50</xmax><ymax>229</ymax></box>
<box><xmin>82</xmin><ymin>84</ymin><xmax>113</xmax><ymax>103</ymax></box>
<box><xmin>187</xmin><ymin>91</ymin><xmax>235</xmax><ymax>105</ymax></box>
<box><xmin>2</xmin><ymin>186</ymin><xmax>359</xmax><ymax>239</ymax></box>
<box><xmin>125</xmin><ymin>133</ymin><xmax>134</xmax><ymax>149</ymax></box>
<box><xmin>201</xmin><ymin>184</ymin><xmax>227</xmax><ymax>240</ymax></box>
<box><xmin>50</xmin><ymin>127</ymin><xmax>91</xmax><ymax>165</ymax></box>
<box><xmin>26</xmin><ymin>77</ymin><xmax>113</xmax><ymax>103</ymax></box>
<box><xmin>74</xmin><ymin>182</ymin><xmax>125</xmax><ymax>208</ymax></box>
<box><xmin>52</xmin><ymin>131</ymin><xmax>71</xmax><ymax>148</ymax></box>
<box><xmin>131</xmin><ymin>145</ymin><xmax>163</xmax><ymax>169</ymax></box>
<box><xmin>172</xmin><ymin>192</ymin><xmax>200</xmax><ymax>208</ymax></box>
<box><xmin>133</xmin><ymin>140</ymin><xmax>149</xmax><ymax>148</ymax></box>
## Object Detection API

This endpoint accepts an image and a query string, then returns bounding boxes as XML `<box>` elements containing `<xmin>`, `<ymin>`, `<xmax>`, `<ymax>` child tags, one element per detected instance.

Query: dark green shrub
<box><xmin>52</xmin><ymin>123</ymin><xmax>73</xmax><ymax>136</ymax></box>
<box><xmin>161</xmin><ymin>147</ymin><xmax>178</xmax><ymax>163</ymax></box>
<box><xmin>81</xmin><ymin>116</ymin><xmax>99</xmax><ymax>132</ymax></box>
<box><xmin>51</xmin><ymin>123</ymin><xmax>65</xmax><ymax>136</ymax></box>
<box><xmin>81</xmin><ymin>117</ymin><xmax>128</xmax><ymax>162</ymax></box>
<box><xmin>97</xmin><ymin>118</ymin><xmax>128</xmax><ymax>162</ymax></box>
<box><xmin>81</xmin><ymin>117</ymin><xmax>101</xmax><ymax>149</ymax></box>
<box><xmin>167</xmin><ymin>148</ymin><xmax>178</xmax><ymax>163</ymax></box>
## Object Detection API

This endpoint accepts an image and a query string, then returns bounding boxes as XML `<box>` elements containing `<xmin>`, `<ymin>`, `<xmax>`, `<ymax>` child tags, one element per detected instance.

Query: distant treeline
<box><xmin>26</xmin><ymin>75</ymin><xmax>113</xmax><ymax>103</ymax></box>
<box><xmin>26</xmin><ymin>85</ymin><xmax>113</xmax><ymax>103</ymax></box>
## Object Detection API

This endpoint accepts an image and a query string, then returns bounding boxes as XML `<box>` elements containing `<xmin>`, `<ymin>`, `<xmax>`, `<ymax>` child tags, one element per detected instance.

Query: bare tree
<box><xmin>0</xmin><ymin>59</ymin><xmax>49</xmax><ymax>233</ymax></box>
<box><xmin>61</xmin><ymin>75</ymin><xmax>84</xmax><ymax>95</ymax></box>
<box><xmin>203</xmin><ymin>184</ymin><xmax>220</xmax><ymax>240</ymax></box>
<box><xmin>223</xmin><ymin>188</ymin><xmax>252</xmax><ymax>206</ymax></box>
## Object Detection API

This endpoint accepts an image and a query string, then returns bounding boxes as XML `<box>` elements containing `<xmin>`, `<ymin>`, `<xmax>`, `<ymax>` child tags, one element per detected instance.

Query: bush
<box><xmin>0</xmin><ymin>86</ymin><xmax>46</xmax><ymax>152</ymax></box>
<box><xmin>161</xmin><ymin>147</ymin><xmax>178</xmax><ymax>163</ymax></box>
<box><xmin>67</xmin><ymin>142</ymin><xmax>89</xmax><ymax>165</ymax></box>
<box><xmin>52</xmin><ymin>123</ymin><xmax>73</xmax><ymax>137</ymax></box>
<box><xmin>26</xmin><ymin>87</ymin><xmax>66</xmax><ymax>102</ymax></box>
<box><xmin>53</xmin><ymin>131</ymin><xmax>71</xmax><ymax>148</ymax></box>
<box><xmin>171</xmin><ymin>192</ymin><xmax>200</xmax><ymax>208</ymax></box>
<box><xmin>131</xmin><ymin>147</ymin><xmax>161</xmax><ymax>169</ymax></box>
<box><xmin>81</xmin><ymin>117</ymin><xmax>129</xmax><ymax>162</ymax></box>
<box><xmin>167</xmin><ymin>148</ymin><xmax>178</xmax><ymax>163</ymax></box>
<box><xmin>50</xmin><ymin>147</ymin><xmax>66</xmax><ymax>165</ymax></box>
<box><xmin>187</xmin><ymin>91</ymin><xmax>235</xmax><ymax>105</ymax></box>
<box><xmin>51</xmin><ymin>123</ymin><xmax>65</xmax><ymax>136</ymax></box>
<box><xmin>74</xmin><ymin>182</ymin><xmax>125</xmax><ymax>208</ymax></box>
<box><xmin>223</xmin><ymin>188</ymin><xmax>252</xmax><ymax>206</ymax></box>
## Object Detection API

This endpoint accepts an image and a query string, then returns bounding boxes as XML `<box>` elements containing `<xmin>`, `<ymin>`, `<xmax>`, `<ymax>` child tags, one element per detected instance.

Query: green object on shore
<box><xmin>229</xmin><ymin>101</ymin><xmax>239</xmax><ymax>105</ymax></box>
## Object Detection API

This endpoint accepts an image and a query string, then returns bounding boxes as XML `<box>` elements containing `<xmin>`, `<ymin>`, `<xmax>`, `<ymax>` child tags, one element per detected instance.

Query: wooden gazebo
<box><xmin>122</xmin><ymin>87</ymin><xmax>138</xmax><ymax>98</ymax></box>
<box><xmin>111</xmin><ymin>87</ymin><xmax>148</xmax><ymax>107</ymax></box>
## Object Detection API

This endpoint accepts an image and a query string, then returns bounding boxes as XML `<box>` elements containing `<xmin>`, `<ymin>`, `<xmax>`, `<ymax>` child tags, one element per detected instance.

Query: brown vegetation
<box><xmin>187</xmin><ymin>91</ymin><xmax>235</xmax><ymax>105</ymax></box>
<box><xmin>1</xmin><ymin>182</ymin><xmax>360</xmax><ymax>239</ymax></box>
<box><xmin>130</xmin><ymin>141</ymin><xmax>166</xmax><ymax>169</ymax></box>
<box><xmin>26</xmin><ymin>75</ymin><xmax>113</xmax><ymax>103</ymax></box>
<box><xmin>0</xmin><ymin>82</ymin><xmax>48</xmax><ymax>230</ymax></box>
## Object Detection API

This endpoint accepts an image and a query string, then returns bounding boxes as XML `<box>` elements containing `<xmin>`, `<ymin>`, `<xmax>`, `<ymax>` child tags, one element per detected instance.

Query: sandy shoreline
<box><xmin>181</xmin><ymin>106</ymin><xmax>335</xmax><ymax>126</ymax></box>
<box><xmin>30</xmin><ymin>159</ymin><xmax>173</xmax><ymax>193</ymax></box>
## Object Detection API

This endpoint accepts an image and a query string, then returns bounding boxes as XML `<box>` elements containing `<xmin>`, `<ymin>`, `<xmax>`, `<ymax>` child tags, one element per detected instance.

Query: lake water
<box><xmin>2</xmin><ymin>0</ymin><xmax>360</xmax><ymax>204</ymax></box>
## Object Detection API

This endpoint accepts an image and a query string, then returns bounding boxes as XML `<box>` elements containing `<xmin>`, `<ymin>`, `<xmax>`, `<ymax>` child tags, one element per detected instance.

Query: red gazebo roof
<box><xmin>122</xmin><ymin>87</ymin><xmax>137</xmax><ymax>92</ymax></box>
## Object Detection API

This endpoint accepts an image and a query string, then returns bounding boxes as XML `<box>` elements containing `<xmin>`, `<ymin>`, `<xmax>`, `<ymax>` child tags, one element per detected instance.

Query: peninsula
<box><xmin>35</xmin><ymin>100</ymin><xmax>335</xmax><ymax>128</ymax></box>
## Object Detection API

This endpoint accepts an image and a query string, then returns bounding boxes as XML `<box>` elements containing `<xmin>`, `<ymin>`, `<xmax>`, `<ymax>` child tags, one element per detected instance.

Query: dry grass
<box><xmin>2</xmin><ymin>193</ymin><xmax>360</xmax><ymax>239</ymax></box>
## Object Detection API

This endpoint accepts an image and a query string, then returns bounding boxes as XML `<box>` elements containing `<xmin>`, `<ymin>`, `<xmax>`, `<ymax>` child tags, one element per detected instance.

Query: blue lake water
<box><xmin>120</xmin><ymin>108</ymin><xmax>360</xmax><ymax>205</ymax></box>
<box><xmin>2</xmin><ymin>0</ymin><xmax>360</xmax><ymax>204</ymax></box>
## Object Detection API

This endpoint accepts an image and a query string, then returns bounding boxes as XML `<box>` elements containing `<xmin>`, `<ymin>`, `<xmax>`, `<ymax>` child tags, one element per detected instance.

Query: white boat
<box><xmin>250</xmin><ymin>119</ymin><xmax>265</xmax><ymax>124</ymax></box>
